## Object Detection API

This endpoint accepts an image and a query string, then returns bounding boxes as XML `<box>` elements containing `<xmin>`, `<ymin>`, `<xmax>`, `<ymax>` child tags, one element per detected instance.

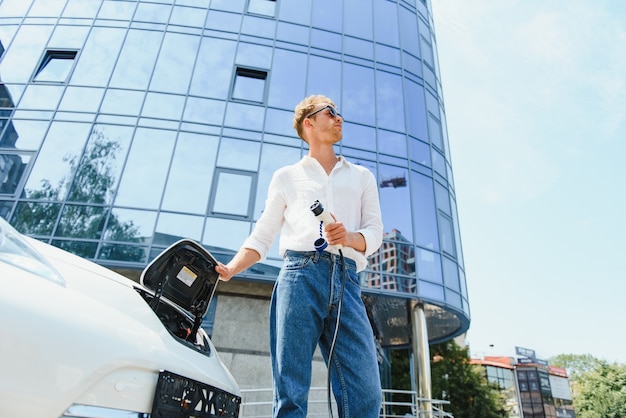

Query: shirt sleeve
<box><xmin>356</xmin><ymin>169</ymin><xmax>383</xmax><ymax>257</ymax></box>
<box><xmin>241</xmin><ymin>171</ymin><xmax>285</xmax><ymax>261</ymax></box>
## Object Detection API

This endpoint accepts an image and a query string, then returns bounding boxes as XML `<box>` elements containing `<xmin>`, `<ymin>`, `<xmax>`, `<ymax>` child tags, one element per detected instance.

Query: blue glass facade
<box><xmin>0</xmin><ymin>0</ymin><xmax>469</xmax><ymax>343</ymax></box>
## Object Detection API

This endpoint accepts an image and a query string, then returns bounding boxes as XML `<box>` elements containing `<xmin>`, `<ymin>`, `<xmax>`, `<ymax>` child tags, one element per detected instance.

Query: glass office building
<box><xmin>0</xmin><ymin>0</ymin><xmax>469</xmax><ymax>400</ymax></box>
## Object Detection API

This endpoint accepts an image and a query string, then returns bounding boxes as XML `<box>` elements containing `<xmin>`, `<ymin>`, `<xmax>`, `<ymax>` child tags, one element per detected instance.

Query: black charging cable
<box><xmin>326</xmin><ymin>247</ymin><xmax>347</xmax><ymax>418</ymax></box>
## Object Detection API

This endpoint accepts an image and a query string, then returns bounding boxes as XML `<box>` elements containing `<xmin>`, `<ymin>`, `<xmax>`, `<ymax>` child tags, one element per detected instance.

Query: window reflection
<box><xmin>438</xmin><ymin>213</ymin><xmax>456</xmax><ymax>258</ymax></box>
<box><xmin>340</xmin><ymin>123</ymin><xmax>375</xmax><ymax>152</ymax></box>
<box><xmin>114</xmin><ymin>128</ymin><xmax>176</xmax><ymax>209</ymax></box>
<box><xmin>398</xmin><ymin>7</ymin><xmax>420</xmax><ymax>58</ymax></box>
<box><xmin>210</xmin><ymin>168</ymin><xmax>255</xmax><ymax>218</ymax></box>
<box><xmin>254</xmin><ymin>143</ymin><xmax>301</xmax><ymax>219</ymax></box>
<box><xmin>248</xmin><ymin>0</ymin><xmax>276</xmax><ymax>17</ymax></box>
<box><xmin>104</xmin><ymin>207</ymin><xmax>157</xmax><ymax>243</ymax></box>
<box><xmin>223</xmin><ymin>102</ymin><xmax>265</xmax><ymax>132</ymax></box>
<box><xmin>306</xmin><ymin>55</ymin><xmax>341</xmax><ymax>105</ymax></box>
<box><xmin>161</xmin><ymin>132</ymin><xmax>219</xmax><ymax>214</ymax></box>
<box><xmin>110</xmin><ymin>29</ymin><xmax>163</xmax><ymax>90</ymax></box>
<box><xmin>203</xmin><ymin>216</ymin><xmax>251</xmax><ymax>253</ymax></box>
<box><xmin>24</xmin><ymin>122</ymin><xmax>92</xmax><ymax>200</ymax></box>
<box><xmin>231</xmin><ymin>67</ymin><xmax>267</xmax><ymax>103</ymax></box>
<box><xmin>18</xmin><ymin>85</ymin><xmax>64</xmax><ymax>110</ymax></box>
<box><xmin>236</xmin><ymin>42</ymin><xmax>272</xmax><ymax>69</ymax></box>
<box><xmin>49</xmin><ymin>26</ymin><xmax>89</xmax><ymax>49</ymax></box>
<box><xmin>32</xmin><ymin>50</ymin><xmax>77</xmax><ymax>83</ymax></box>
<box><xmin>416</xmin><ymin>248</ymin><xmax>442</xmax><ymax>283</ymax></box>
<box><xmin>154</xmin><ymin>212</ymin><xmax>204</xmax><ymax>246</ymax></box>
<box><xmin>55</xmin><ymin>204</ymin><xmax>106</xmax><ymax>239</ymax></box>
<box><xmin>150</xmin><ymin>33</ymin><xmax>200</xmax><ymax>94</ymax></box>
<box><xmin>0</xmin><ymin>152</ymin><xmax>30</xmax><ymax>195</ymax></box>
<box><xmin>379</xmin><ymin>163</ymin><xmax>411</xmax><ymax>234</ymax></box>
<box><xmin>190</xmin><ymin>37</ymin><xmax>236</xmax><ymax>99</ymax></box>
<box><xmin>404</xmin><ymin>80</ymin><xmax>429</xmax><ymax>141</ymax></box>
<box><xmin>142</xmin><ymin>92</ymin><xmax>185</xmax><ymax>120</ymax></box>
<box><xmin>100</xmin><ymin>89</ymin><xmax>144</xmax><ymax>116</ymax></box>
<box><xmin>71</xmin><ymin>27</ymin><xmax>126</xmax><ymax>86</ymax></box>
<box><xmin>376</xmin><ymin>70</ymin><xmax>405</xmax><ymax>132</ymax></box>
<box><xmin>374</xmin><ymin>1</ymin><xmax>399</xmax><ymax>47</ymax></box>
<box><xmin>411</xmin><ymin>170</ymin><xmax>438</xmax><ymax>250</ymax></box>
<box><xmin>367</xmin><ymin>233</ymin><xmax>416</xmax><ymax>290</ymax></box>
<box><xmin>268</xmin><ymin>49</ymin><xmax>306</xmax><ymax>108</ymax></box>
<box><xmin>59</xmin><ymin>87</ymin><xmax>104</xmax><ymax>113</ymax></box>
<box><xmin>52</xmin><ymin>239</ymin><xmax>98</xmax><ymax>259</ymax></box>
<box><xmin>311</xmin><ymin>0</ymin><xmax>341</xmax><ymax>31</ymax></box>
<box><xmin>344</xmin><ymin>0</ymin><xmax>373</xmax><ymax>40</ymax></box>
<box><xmin>28</xmin><ymin>0</ymin><xmax>65</xmax><ymax>17</ymax></box>
<box><xmin>67</xmin><ymin>125</ymin><xmax>132</xmax><ymax>205</ymax></box>
<box><xmin>218</xmin><ymin>137</ymin><xmax>260</xmax><ymax>171</ymax></box>
<box><xmin>170</xmin><ymin>5</ymin><xmax>207</xmax><ymax>28</ymax></box>
<box><xmin>135</xmin><ymin>2</ymin><xmax>171</xmax><ymax>24</ymax></box>
<box><xmin>98</xmin><ymin>0</ymin><xmax>137</xmax><ymax>20</ymax></box>
<box><xmin>62</xmin><ymin>0</ymin><xmax>101</xmax><ymax>18</ymax></box>
<box><xmin>11</xmin><ymin>201</ymin><xmax>61</xmax><ymax>236</ymax></box>
<box><xmin>343</xmin><ymin>64</ymin><xmax>375</xmax><ymax>125</ymax></box>
<box><xmin>0</xmin><ymin>25</ymin><xmax>53</xmax><ymax>83</ymax></box>
<box><xmin>183</xmin><ymin>97</ymin><xmax>226</xmax><ymax>125</ymax></box>
<box><xmin>434</xmin><ymin>182</ymin><xmax>451</xmax><ymax>215</ymax></box>
<box><xmin>3</xmin><ymin>120</ymin><xmax>49</xmax><ymax>150</ymax></box>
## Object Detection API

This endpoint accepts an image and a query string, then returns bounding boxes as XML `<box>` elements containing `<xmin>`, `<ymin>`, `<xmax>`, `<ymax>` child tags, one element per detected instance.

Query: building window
<box><xmin>247</xmin><ymin>0</ymin><xmax>276</xmax><ymax>17</ymax></box>
<box><xmin>231</xmin><ymin>67</ymin><xmax>268</xmax><ymax>103</ymax></box>
<box><xmin>209</xmin><ymin>167</ymin><xmax>257</xmax><ymax>219</ymax></box>
<box><xmin>32</xmin><ymin>50</ymin><xmax>78</xmax><ymax>83</ymax></box>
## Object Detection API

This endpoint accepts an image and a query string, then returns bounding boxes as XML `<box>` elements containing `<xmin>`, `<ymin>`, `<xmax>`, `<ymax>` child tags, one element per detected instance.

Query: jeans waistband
<box><xmin>283</xmin><ymin>250</ymin><xmax>356</xmax><ymax>269</ymax></box>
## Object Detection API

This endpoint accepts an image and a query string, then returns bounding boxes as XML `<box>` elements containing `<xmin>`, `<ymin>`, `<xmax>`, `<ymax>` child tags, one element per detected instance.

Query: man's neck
<box><xmin>309</xmin><ymin>146</ymin><xmax>339</xmax><ymax>175</ymax></box>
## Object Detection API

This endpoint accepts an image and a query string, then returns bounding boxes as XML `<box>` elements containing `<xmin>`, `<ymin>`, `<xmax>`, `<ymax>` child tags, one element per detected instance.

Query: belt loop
<box><xmin>312</xmin><ymin>251</ymin><xmax>320</xmax><ymax>263</ymax></box>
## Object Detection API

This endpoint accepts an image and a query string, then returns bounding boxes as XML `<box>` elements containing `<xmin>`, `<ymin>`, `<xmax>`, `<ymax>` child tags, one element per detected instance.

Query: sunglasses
<box><xmin>305</xmin><ymin>105</ymin><xmax>342</xmax><ymax>120</ymax></box>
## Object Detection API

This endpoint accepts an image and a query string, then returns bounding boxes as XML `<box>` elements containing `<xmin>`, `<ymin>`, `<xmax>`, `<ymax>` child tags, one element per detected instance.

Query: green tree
<box><xmin>430</xmin><ymin>340</ymin><xmax>507</xmax><ymax>418</ymax></box>
<box><xmin>550</xmin><ymin>353</ymin><xmax>626</xmax><ymax>418</ymax></box>
<box><xmin>12</xmin><ymin>129</ymin><xmax>143</xmax><ymax>261</ymax></box>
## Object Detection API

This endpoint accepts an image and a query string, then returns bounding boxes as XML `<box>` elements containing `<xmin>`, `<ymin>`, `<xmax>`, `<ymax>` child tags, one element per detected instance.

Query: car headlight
<box><xmin>0</xmin><ymin>216</ymin><xmax>65</xmax><ymax>286</ymax></box>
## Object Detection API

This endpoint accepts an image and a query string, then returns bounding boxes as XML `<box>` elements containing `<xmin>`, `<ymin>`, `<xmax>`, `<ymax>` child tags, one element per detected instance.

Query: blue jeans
<box><xmin>270</xmin><ymin>250</ymin><xmax>381</xmax><ymax>418</ymax></box>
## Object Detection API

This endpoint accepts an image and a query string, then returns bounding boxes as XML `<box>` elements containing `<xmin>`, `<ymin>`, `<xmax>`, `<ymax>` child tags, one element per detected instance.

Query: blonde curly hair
<box><xmin>292</xmin><ymin>95</ymin><xmax>337</xmax><ymax>141</ymax></box>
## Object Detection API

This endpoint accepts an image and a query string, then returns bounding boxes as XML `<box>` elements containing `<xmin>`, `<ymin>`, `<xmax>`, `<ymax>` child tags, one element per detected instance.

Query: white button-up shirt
<box><xmin>242</xmin><ymin>155</ymin><xmax>383</xmax><ymax>272</ymax></box>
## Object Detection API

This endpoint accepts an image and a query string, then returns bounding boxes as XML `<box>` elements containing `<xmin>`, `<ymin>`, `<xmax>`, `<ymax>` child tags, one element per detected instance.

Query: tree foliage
<box><xmin>550</xmin><ymin>353</ymin><xmax>626</xmax><ymax>418</ymax></box>
<box><xmin>430</xmin><ymin>340</ymin><xmax>507</xmax><ymax>418</ymax></box>
<box><xmin>11</xmin><ymin>129</ymin><xmax>143</xmax><ymax>261</ymax></box>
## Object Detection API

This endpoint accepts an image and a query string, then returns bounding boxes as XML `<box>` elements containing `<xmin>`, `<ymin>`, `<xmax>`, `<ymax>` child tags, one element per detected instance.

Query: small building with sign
<box><xmin>471</xmin><ymin>354</ymin><xmax>576</xmax><ymax>418</ymax></box>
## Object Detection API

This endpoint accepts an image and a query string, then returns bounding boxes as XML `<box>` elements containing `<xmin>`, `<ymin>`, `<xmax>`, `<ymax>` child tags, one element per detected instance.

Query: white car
<box><xmin>0</xmin><ymin>216</ymin><xmax>240</xmax><ymax>417</ymax></box>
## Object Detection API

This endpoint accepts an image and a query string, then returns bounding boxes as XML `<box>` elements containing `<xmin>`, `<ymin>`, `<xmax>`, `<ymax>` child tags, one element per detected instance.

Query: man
<box><xmin>216</xmin><ymin>95</ymin><xmax>383</xmax><ymax>417</ymax></box>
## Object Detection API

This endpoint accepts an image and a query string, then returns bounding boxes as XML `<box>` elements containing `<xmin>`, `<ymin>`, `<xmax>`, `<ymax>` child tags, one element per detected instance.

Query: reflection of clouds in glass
<box><xmin>161</xmin><ymin>133</ymin><xmax>219</xmax><ymax>214</ymax></box>
<box><xmin>190</xmin><ymin>37</ymin><xmax>236</xmax><ymax>99</ymax></box>
<box><xmin>213</xmin><ymin>171</ymin><xmax>252</xmax><ymax>217</ymax></box>
<box><xmin>150</xmin><ymin>32</ymin><xmax>200</xmax><ymax>95</ymax></box>
<box><xmin>183</xmin><ymin>97</ymin><xmax>226</xmax><ymax>125</ymax></box>
<box><xmin>0</xmin><ymin>26</ymin><xmax>52</xmax><ymax>83</ymax></box>
<box><xmin>218</xmin><ymin>137</ymin><xmax>260</xmax><ymax>170</ymax></box>
<box><xmin>268</xmin><ymin>49</ymin><xmax>307</xmax><ymax>109</ymax></box>
<box><xmin>223</xmin><ymin>102</ymin><xmax>264</xmax><ymax>132</ymax></box>
<box><xmin>375</xmin><ymin>70</ymin><xmax>405</xmax><ymax>132</ymax></box>
<box><xmin>170</xmin><ymin>5</ymin><xmax>207</xmax><ymax>28</ymax></box>
<box><xmin>342</xmin><ymin>63</ymin><xmax>375</xmax><ymax>125</ymax></box>
<box><xmin>97</xmin><ymin>0</ymin><xmax>136</xmax><ymax>20</ymax></box>
<box><xmin>110</xmin><ymin>30</ymin><xmax>163</xmax><ymax>90</ymax></box>
<box><xmin>100</xmin><ymin>89</ymin><xmax>145</xmax><ymax>115</ymax></box>
<box><xmin>155</xmin><ymin>212</ymin><xmax>204</xmax><ymax>241</ymax></box>
<box><xmin>59</xmin><ymin>87</ymin><xmax>105</xmax><ymax>113</ymax></box>
<box><xmin>203</xmin><ymin>217</ymin><xmax>251</xmax><ymax>252</ymax></box>
<box><xmin>24</xmin><ymin>122</ymin><xmax>91</xmax><ymax>199</ymax></box>
<box><xmin>9</xmin><ymin>120</ymin><xmax>49</xmax><ymax>150</ymax></box>
<box><xmin>114</xmin><ymin>128</ymin><xmax>176</xmax><ymax>209</ymax></box>
<box><xmin>62</xmin><ymin>0</ymin><xmax>101</xmax><ymax>19</ymax></box>
<box><xmin>142</xmin><ymin>92</ymin><xmax>185</xmax><ymax>120</ymax></box>
<box><xmin>18</xmin><ymin>85</ymin><xmax>63</xmax><ymax>109</ymax></box>
<box><xmin>71</xmin><ymin>27</ymin><xmax>126</xmax><ymax>86</ymax></box>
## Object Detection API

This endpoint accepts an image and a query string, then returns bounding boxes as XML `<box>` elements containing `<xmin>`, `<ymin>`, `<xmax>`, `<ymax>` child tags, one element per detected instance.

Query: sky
<box><xmin>430</xmin><ymin>1</ymin><xmax>626</xmax><ymax>364</ymax></box>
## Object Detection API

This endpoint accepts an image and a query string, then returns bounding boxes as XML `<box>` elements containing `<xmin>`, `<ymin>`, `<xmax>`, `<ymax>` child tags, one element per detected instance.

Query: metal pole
<box><xmin>410</xmin><ymin>301</ymin><xmax>432</xmax><ymax>418</ymax></box>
